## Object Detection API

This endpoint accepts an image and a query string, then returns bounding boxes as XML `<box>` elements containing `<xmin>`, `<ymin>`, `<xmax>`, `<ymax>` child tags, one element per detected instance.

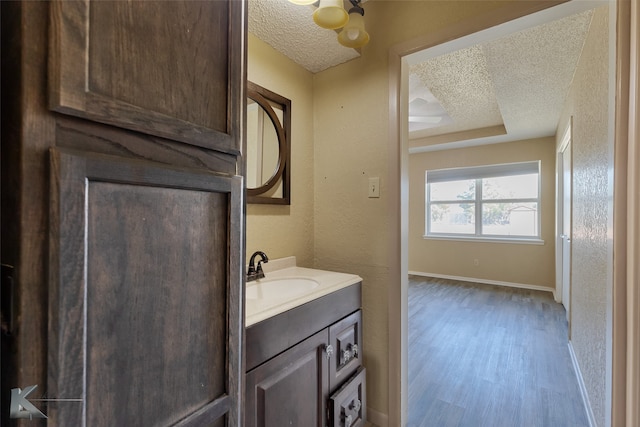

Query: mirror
<box><xmin>247</xmin><ymin>81</ymin><xmax>291</xmax><ymax>205</ymax></box>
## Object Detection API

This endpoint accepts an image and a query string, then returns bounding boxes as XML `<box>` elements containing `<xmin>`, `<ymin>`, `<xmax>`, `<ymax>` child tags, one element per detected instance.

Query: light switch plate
<box><xmin>368</xmin><ymin>177</ymin><xmax>380</xmax><ymax>198</ymax></box>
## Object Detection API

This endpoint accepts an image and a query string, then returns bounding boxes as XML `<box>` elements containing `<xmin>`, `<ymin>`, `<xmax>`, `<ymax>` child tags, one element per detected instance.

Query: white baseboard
<box><xmin>553</xmin><ymin>285</ymin><xmax>562</xmax><ymax>303</ymax></box>
<box><xmin>408</xmin><ymin>271</ymin><xmax>556</xmax><ymax>298</ymax></box>
<box><xmin>568</xmin><ymin>341</ymin><xmax>597</xmax><ymax>427</ymax></box>
<box><xmin>367</xmin><ymin>407</ymin><xmax>388</xmax><ymax>427</ymax></box>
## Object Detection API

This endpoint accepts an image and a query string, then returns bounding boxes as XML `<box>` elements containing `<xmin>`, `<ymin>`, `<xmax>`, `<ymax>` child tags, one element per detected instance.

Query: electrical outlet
<box><xmin>368</xmin><ymin>177</ymin><xmax>380</xmax><ymax>198</ymax></box>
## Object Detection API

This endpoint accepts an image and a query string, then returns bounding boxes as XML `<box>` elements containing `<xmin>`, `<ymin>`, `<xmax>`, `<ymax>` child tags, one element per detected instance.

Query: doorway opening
<box><xmin>389</xmin><ymin>1</ymin><xmax>615</xmax><ymax>425</ymax></box>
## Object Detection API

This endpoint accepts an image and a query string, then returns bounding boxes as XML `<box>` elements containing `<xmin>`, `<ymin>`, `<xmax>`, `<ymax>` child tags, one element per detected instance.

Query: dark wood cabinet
<box><xmin>48</xmin><ymin>149</ymin><xmax>243</xmax><ymax>426</ymax></box>
<box><xmin>329</xmin><ymin>311</ymin><xmax>362</xmax><ymax>392</ymax></box>
<box><xmin>245</xmin><ymin>285</ymin><xmax>366</xmax><ymax>427</ymax></box>
<box><xmin>1</xmin><ymin>0</ymin><xmax>245</xmax><ymax>425</ymax></box>
<box><xmin>329</xmin><ymin>367</ymin><xmax>367</xmax><ymax>427</ymax></box>
<box><xmin>49</xmin><ymin>0</ymin><xmax>243</xmax><ymax>154</ymax></box>
<box><xmin>245</xmin><ymin>330</ymin><xmax>330</xmax><ymax>427</ymax></box>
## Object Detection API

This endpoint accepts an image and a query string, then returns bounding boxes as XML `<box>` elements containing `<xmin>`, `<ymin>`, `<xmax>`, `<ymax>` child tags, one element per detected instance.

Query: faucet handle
<box><xmin>247</xmin><ymin>251</ymin><xmax>268</xmax><ymax>282</ymax></box>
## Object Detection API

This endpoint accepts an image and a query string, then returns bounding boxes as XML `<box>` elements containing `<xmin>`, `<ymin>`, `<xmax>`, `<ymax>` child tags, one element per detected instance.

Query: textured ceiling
<box><xmin>408</xmin><ymin>9</ymin><xmax>594</xmax><ymax>148</ymax></box>
<box><xmin>248</xmin><ymin>0</ymin><xmax>360</xmax><ymax>74</ymax></box>
<box><xmin>482</xmin><ymin>11</ymin><xmax>594</xmax><ymax>136</ymax></box>
<box><xmin>248</xmin><ymin>1</ymin><xmax>595</xmax><ymax>150</ymax></box>
<box><xmin>410</xmin><ymin>45</ymin><xmax>503</xmax><ymax>137</ymax></box>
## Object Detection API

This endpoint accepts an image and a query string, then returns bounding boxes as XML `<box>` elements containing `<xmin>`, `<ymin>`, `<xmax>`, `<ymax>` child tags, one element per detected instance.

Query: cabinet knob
<box><xmin>341</xmin><ymin>349</ymin><xmax>352</xmax><ymax>365</ymax></box>
<box><xmin>325</xmin><ymin>344</ymin><xmax>334</xmax><ymax>359</ymax></box>
<box><xmin>351</xmin><ymin>398</ymin><xmax>361</xmax><ymax>412</ymax></box>
<box><xmin>340</xmin><ymin>344</ymin><xmax>359</xmax><ymax>366</ymax></box>
<box><xmin>344</xmin><ymin>414</ymin><xmax>353</xmax><ymax>427</ymax></box>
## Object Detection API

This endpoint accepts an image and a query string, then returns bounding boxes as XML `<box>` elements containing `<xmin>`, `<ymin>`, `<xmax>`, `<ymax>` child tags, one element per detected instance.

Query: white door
<box><xmin>560</xmin><ymin>140</ymin><xmax>572</xmax><ymax>321</ymax></box>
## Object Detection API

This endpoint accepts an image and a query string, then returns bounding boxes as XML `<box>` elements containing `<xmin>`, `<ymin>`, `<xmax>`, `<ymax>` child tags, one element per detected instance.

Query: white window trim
<box><xmin>425</xmin><ymin>161</ymin><xmax>542</xmax><ymax>241</ymax></box>
<box><xmin>423</xmin><ymin>235</ymin><xmax>545</xmax><ymax>245</ymax></box>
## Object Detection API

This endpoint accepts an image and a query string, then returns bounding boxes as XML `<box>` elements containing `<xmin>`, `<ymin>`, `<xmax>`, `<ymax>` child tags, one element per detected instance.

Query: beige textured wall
<box><xmin>408</xmin><ymin>138</ymin><xmax>556</xmax><ymax>289</ymax></box>
<box><xmin>246</xmin><ymin>34</ymin><xmax>315</xmax><ymax>267</ymax></box>
<box><xmin>556</xmin><ymin>6</ymin><xmax>611</xmax><ymax>425</ymax></box>
<box><xmin>249</xmin><ymin>0</ymin><xmax>563</xmax><ymax>420</ymax></box>
<box><xmin>312</xmin><ymin>1</ymin><xmax>508</xmax><ymax>417</ymax></box>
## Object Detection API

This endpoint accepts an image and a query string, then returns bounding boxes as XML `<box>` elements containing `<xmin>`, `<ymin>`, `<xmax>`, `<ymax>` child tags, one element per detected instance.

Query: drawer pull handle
<box><xmin>351</xmin><ymin>398</ymin><xmax>362</xmax><ymax>412</ymax></box>
<box><xmin>340</xmin><ymin>344</ymin><xmax>359</xmax><ymax>366</ymax></box>
<box><xmin>344</xmin><ymin>414</ymin><xmax>353</xmax><ymax>427</ymax></box>
<box><xmin>325</xmin><ymin>344</ymin><xmax>334</xmax><ymax>359</ymax></box>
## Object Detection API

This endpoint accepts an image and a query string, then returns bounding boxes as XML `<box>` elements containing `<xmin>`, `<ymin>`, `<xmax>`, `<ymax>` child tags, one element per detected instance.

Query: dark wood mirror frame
<box><xmin>247</xmin><ymin>81</ymin><xmax>291</xmax><ymax>205</ymax></box>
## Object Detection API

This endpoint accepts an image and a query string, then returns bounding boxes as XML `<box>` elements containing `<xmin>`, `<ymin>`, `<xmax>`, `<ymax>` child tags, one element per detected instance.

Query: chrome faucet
<box><xmin>247</xmin><ymin>251</ymin><xmax>269</xmax><ymax>282</ymax></box>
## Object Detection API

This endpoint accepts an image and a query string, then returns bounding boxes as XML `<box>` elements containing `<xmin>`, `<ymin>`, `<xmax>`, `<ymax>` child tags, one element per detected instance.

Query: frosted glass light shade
<box><xmin>288</xmin><ymin>0</ymin><xmax>317</xmax><ymax>5</ymax></box>
<box><xmin>313</xmin><ymin>0</ymin><xmax>348</xmax><ymax>29</ymax></box>
<box><xmin>338</xmin><ymin>11</ymin><xmax>369</xmax><ymax>48</ymax></box>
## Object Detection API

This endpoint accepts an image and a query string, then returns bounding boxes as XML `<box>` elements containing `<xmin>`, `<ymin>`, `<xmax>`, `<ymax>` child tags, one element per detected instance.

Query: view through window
<box><xmin>426</xmin><ymin>162</ymin><xmax>541</xmax><ymax>239</ymax></box>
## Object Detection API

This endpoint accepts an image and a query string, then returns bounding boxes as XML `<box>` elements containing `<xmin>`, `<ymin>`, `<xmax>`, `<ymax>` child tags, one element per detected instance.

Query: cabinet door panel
<box><xmin>48</xmin><ymin>148</ymin><xmax>243</xmax><ymax>426</ymax></box>
<box><xmin>245</xmin><ymin>330</ymin><xmax>329</xmax><ymax>427</ymax></box>
<box><xmin>329</xmin><ymin>310</ymin><xmax>362</xmax><ymax>392</ymax></box>
<box><xmin>49</xmin><ymin>0</ymin><xmax>243</xmax><ymax>154</ymax></box>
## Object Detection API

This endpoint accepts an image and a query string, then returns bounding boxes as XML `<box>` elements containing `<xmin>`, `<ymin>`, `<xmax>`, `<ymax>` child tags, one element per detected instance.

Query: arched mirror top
<box><xmin>246</xmin><ymin>81</ymin><xmax>291</xmax><ymax>205</ymax></box>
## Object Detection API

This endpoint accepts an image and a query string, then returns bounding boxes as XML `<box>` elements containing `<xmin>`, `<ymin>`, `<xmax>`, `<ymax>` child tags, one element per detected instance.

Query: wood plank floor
<box><xmin>407</xmin><ymin>276</ymin><xmax>588</xmax><ymax>427</ymax></box>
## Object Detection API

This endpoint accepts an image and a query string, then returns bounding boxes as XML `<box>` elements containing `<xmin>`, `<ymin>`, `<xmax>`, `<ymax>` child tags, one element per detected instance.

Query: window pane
<box><xmin>430</xmin><ymin>203</ymin><xmax>475</xmax><ymax>234</ymax></box>
<box><xmin>482</xmin><ymin>174</ymin><xmax>538</xmax><ymax>200</ymax></box>
<box><xmin>430</xmin><ymin>179</ymin><xmax>475</xmax><ymax>201</ymax></box>
<box><xmin>481</xmin><ymin>202</ymin><xmax>538</xmax><ymax>236</ymax></box>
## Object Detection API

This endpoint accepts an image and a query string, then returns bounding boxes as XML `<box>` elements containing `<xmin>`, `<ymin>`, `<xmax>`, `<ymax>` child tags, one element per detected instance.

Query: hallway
<box><xmin>407</xmin><ymin>276</ymin><xmax>588</xmax><ymax>427</ymax></box>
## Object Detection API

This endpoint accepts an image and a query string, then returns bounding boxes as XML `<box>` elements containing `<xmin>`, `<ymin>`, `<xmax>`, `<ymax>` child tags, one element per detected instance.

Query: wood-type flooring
<box><xmin>407</xmin><ymin>276</ymin><xmax>589</xmax><ymax>427</ymax></box>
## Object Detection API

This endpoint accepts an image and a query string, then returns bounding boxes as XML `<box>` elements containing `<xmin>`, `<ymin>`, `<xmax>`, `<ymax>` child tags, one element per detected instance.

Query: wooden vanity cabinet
<box><xmin>245</xmin><ymin>283</ymin><xmax>366</xmax><ymax>427</ymax></box>
<box><xmin>245</xmin><ymin>329</ymin><xmax>330</xmax><ymax>427</ymax></box>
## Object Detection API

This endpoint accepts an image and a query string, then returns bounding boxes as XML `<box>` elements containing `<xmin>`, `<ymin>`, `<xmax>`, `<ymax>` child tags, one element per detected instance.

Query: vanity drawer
<box><xmin>329</xmin><ymin>367</ymin><xmax>366</xmax><ymax>427</ymax></box>
<box><xmin>329</xmin><ymin>310</ymin><xmax>362</xmax><ymax>392</ymax></box>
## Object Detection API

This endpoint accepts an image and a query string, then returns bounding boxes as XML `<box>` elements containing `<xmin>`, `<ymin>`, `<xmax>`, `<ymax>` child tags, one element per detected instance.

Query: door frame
<box><xmin>387</xmin><ymin>0</ymin><xmax>637</xmax><ymax>425</ymax></box>
<box><xmin>611</xmin><ymin>0</ymin><xmax>639</xmax><ymax>425</ymax></box>
<box><xmin>556</xmin><ymin>122</ymin><xmax>572</xmax><ymax>324</ymax></box>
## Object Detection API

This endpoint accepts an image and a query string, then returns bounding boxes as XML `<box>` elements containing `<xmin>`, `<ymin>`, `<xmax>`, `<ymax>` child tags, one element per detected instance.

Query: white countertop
<box><xmin>245</xmin><ymin>257</ymin><xmax>362</xmax><ymax>326</ymax></box>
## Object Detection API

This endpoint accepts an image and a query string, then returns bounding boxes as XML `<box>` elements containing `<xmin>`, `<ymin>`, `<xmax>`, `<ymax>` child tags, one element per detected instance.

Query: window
<box><xmin>426</xmin><ymin>161</ymin><xmax>541</xmax><ymax>240</ymax></box>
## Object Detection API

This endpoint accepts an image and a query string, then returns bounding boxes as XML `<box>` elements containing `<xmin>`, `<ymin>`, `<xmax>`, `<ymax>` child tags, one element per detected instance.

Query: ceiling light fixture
<box><xmin>337</xmin><ymin>2</ymin><xmax>369</xmax><ymax>48</ymax></box>
<box><xmin>288</xmin><ymin>0</ymin><xmax>370</xmax><ymax>48</ymax></box>
<box><xmin>313</xmin><ymin>0</ymin><xmax>349</xmax><ymax>29</ymax></box>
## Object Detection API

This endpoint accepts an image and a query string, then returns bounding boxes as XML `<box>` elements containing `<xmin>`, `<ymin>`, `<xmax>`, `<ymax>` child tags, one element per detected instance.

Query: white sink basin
<box><xmin>244</xmin><ymin>258</ymin><xmax>362</xmax><ymax>326</ymax></box>
<box><xmin>246</xmin><ymin>277</ymin><xmax>320</xmax><ymax>301</ymax></box>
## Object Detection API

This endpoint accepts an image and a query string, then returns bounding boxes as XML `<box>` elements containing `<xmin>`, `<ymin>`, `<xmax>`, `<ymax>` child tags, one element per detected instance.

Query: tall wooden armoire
<box><xmin>1</xmin><ymin>1</ymin><xmax>246</xmax><ymax>425</ymax></box>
